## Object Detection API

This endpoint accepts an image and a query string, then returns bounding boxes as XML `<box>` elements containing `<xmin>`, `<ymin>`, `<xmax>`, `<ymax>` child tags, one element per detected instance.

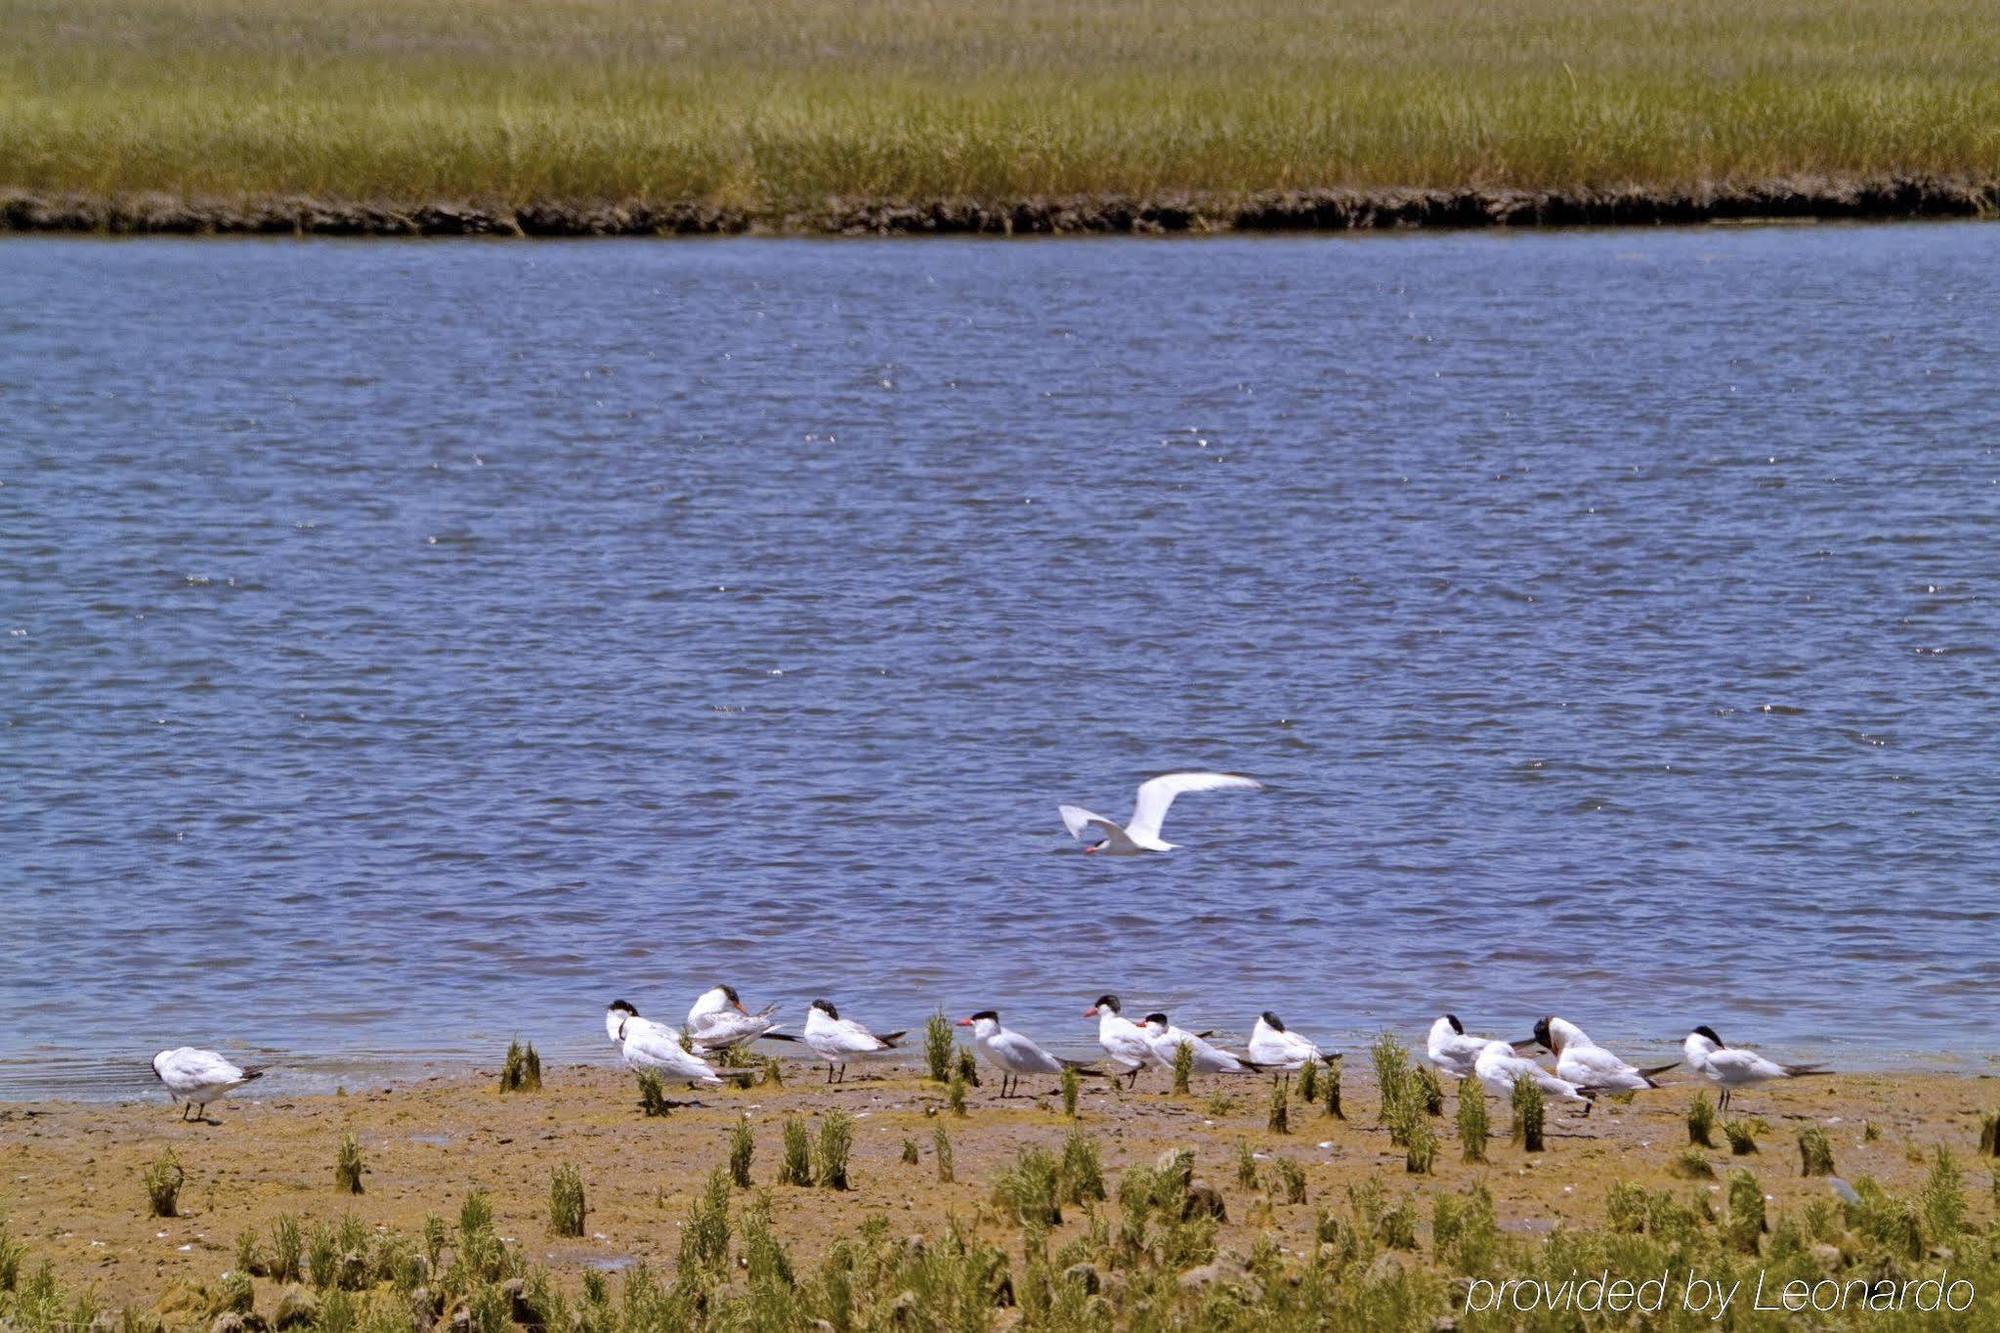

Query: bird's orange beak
<box><xmin>735</xmin><ymin>1000</ymin><xmax>749</xmax><ymax>1014</ymax></box>
<box><xmin>1082</xmin><ymin>843</ymin><xmax>1098</xmax><ymax>855</ymax></box>
<box><xmin>955</xmin><ymin>1017</ymin><xmax>973</xmax><ymax>1027</ymax></box>
<box><xmin>1083</xmin><ymin>1006</ymin><xmax>1099</xmax><ymax>1017</ymax></box>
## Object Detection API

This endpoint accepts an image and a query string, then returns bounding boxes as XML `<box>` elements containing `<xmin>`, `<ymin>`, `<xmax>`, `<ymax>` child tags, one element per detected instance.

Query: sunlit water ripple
<box><xmin>2</xmin><ymin>227</ymin><xmax>1997</xmax><ymax>1100</ymax></box>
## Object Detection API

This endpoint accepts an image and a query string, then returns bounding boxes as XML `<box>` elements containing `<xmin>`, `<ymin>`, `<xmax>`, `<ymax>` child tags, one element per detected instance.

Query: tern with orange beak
<box><xmin>1085</xmin><ymin>994</ymin><xmax>1154</xmax><ymax>1088</ymax></box>
<box><xmin>686</xmin><ymin>984</ymin><xmax>795</xmax><ymax>1052</ymax></box>
<box><xmin>1059</xmin><ymin>771</ymin><xmax>1261</xmax><ymax>854</ymax></box>
<box><xmin>959</xmin><ymin>1010</ymin><xmax>1101</xmax><ymax>1098</ymax></box>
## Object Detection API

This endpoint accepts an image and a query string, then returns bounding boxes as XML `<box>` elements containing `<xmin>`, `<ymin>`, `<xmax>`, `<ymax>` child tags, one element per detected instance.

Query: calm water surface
<box><xmin>3</xmin><ymin>227</ymin><xmax>1997</xmax><ymax>1098</ymax></box>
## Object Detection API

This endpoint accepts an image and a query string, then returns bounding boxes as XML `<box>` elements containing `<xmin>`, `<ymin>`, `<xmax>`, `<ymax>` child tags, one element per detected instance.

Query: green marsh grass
<box><xmin>1236</xmin><ymin>1140</ymin><xmax>1258</xmax><ymax>1190</ymax></box>
<box><xmin>634</xmin><ymin>1068</ymin><xmax>670</xmax><ymax>1118</ymax></box>
<box><xmin>1510</xmin><ymin>1075</ymin><xmax>1545</xmax><ymax>1153</ymax></box>
<box><xmin>933</xmin><ymin>1124</ymin><xmax>954</xmax><ymax>1183</ymax></box>
<box><xmin>1059</xmin><ymin>1129</ymin><xmax>1105</xmax><ymax>1204</ymax></box>
<box><xmin>8</xmin><ymin>0</ymin><xmax>1999</xmax><ymax>220</ymax></box>
<box><xmin>813</xmin><ymin>1110</ymin><xmax>854</xmax><ymax>1190</ymax></box>
<box><xmin>679</xmin><ymin>1170</ymin><xmax>732</xmax><ymax>1280</ymax></box>
<box><xmin>1920</xmin><ymin>1145</ymin><xmax>1965</xmax><ymax>1239</ymax></box>
<box><xmin>1323</xmin><ymin>1056</ymin><xmax>1344</xmax><ymax>1119</ymax></box>
<box><xmin>1370</xmin><ymin>1034</ymin><xmax>1412</xmax><ymax>1130</ymax></box>
<box><xmin>1060</xmin><ymin>1066</ymin><xmax>1079</xmax><ymax>1118</ymax></box>
<box><xmin>498</xmin><ymin>1038</ymin><xmax>541</xmax><ymax>1092</ymax></box>
<box><xmin>923</xmin><ymin>1010</ymin><xmax>953</xmax><ymax>1083</ymax></box>
<box><xmin>900</xmin><ymin>1137</ymin><xmax>919</xmax><ymax>1165</ymax></box>
<box><xmin>1672</xmin><ymin>1147</ymin><xmax>1716</xmax><ymax>1180</ymax></box>
<box><xmin>270</xmin><ymin>1214</ymin><xmax>302</xmax><ymax>1283</ymax></box>
<box><xmin>233</xmin><ymin>1228</ymin><xmax>260</xmax><ymax>1277</ymax></box>
<box><xmin>1981</xmin><ymin>1111</ymin><xmax>1999</xmax><ymax>1156</ymax></box>
<box><xmin>1724</xmin><ymin>1119</ymin><xmax>1761</xmax><ymax>1155</ymax></box>
<box><xmin>1170</xmin><ymin>1042</ymin><xmax>1194</xmax><ymax>1095</ymax></box>
<box><xmin>1269</xmin><ymin>1156</ymin><xmax>1307</xmax><ymax>1205</ymax></box>
<box><xmin>993</xmin><ymin>1147</ymin><xmax>1064</xmax><ymax>1226</ymax></box>
<box><xmin>1799</xmin><ymin>1126</ymin><xmax>1836</xmax><ymax>1176</ymax></box>
<box><xmin>333</xmin><ymin>1133</ymin><xmax>364</xmax><ymax>1193</ymax></box>
<box><xmin>1726</xmin><ymin>1169</ymin><xmax>1767</xmax><ymax>1253</ymax></box>
<box><xmin>1296</xmin><ymin>1056</ymin><xmax>1319</xmax><ymax>1106</ymax></box>
<box><xmin>1688</xmin><ymin>1090</ymin><xmax>1718</xmax><ymax>1147</ymax></box>
<box><xmin>954</xmin><ymin>1047</ymin><xmax>980</xmax><ymax>1088</ymax></box>
<box><xmin>947</xmin><ymin>1067</ymin><xmax>968</xmax><ymax>1117</ymax></box>
<box><xmin>549</xmin><ymin>1164</ymin><xmax>586</xmax><ymax>1237</ymax></box>
<box><xmin>1412</xmin><ymin>1065</ymin><xmax>1444</xmax><ymax>1116</ymax></box>
<box><xmin>1456</xmin><ymin>1077</ymin><xmax>1488</xmax><ymax>1163</ymax></box>
<box><xmin>729</xmin><ymin>1115</ymin><xmax>754</xmax><ymax>1188</ymax></box>
<box><xmin>777</xmin><ymin>1117</ymin><xmax>811</xmax><ymax>1186</ymax></box>
<box><xmin>1267</xmin><ymin>1078</ymin><xmax>1290</xmax><ymax>1134</ymax></box>
<box><xmin>142</xmin><ymin>1147</ymin><xmax>185</xmax><ymax>1217</ymax></box>
<box><xmin>0</xmin><ymin>1223</ymin><xmax>25</xmax><ymax>1291</ymax></box>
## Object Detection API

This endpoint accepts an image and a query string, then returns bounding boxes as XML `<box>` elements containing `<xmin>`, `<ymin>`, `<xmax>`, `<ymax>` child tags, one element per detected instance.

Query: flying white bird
<box><xmin>1683</xmin><ymin>1025</ymin><xmax>1829</xmax><ymax>1111</ymax></box>
<box><xmin>1137</xmin><ymin>1013</ymin><xmax>1265</xmax><ymax>1075</ymax></box>
<box><xmin>1530</xmin><ymin>1016</ymin><xmax>1676</xmax><ymax>1094</ymax></box>
<box><xmin>1425</xmin><ymin>1014</ymin><xmax>1500</xmax><ymax>1080</ymax></box>
<box><xmin>686</xmin><ymin>985</ymin><xmax>795</xmax><ymax>1052</ymax></box>
<box><xmin>1085</xmin><ymin>994</ymin><xmax>1154</xmax><ymax>1088</ymax></box>
<box><xmin>606</xmin><ymin>1000</ymin><xmax>726</xmax><ymax>1089</ymax></box>
<box><xmin>958</xmin><ymin>1011</ymin><xmax>1101</xmax><ymax>1098</ymax></box>
<box><xmin>151</xmin><ymin>1047</ymin><xmax>266</xmax><ymax>1122</ymax></box>
<box><xmin>1473</xmin><ymin>1040</ymin><xmax>1594</xmax><ymax>1107</ymax></box>
<box><xmin>1059</xmin><ymin>772</ymin><xmax>1261</xmax><ymax>854</ymax></box>
<box><xmin>802</xmin><ymin>999</ymin><xmax>905</xmax><ymax>1084</ymax></box>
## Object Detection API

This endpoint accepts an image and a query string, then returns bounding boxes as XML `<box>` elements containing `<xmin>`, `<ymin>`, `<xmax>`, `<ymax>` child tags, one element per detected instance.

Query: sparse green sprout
<box><xmin>1457</xmin><ymin>1077</ymin><xmax>1488</xmax><ymax>1163</ymax></box>
<box><xmin>333</xmin><ymin>1133</ymin><xmax>364</xmax><ymax>1194</ymax></box>
<box><xmin>901</xmin><ymin>1137</ymin><xmax>920</xmax><ymax>1165</ymax></box>
<box><xmin>1269</xmin><ymin>1156</ymin><xmax>1307</xmax><ymax>1205</ymax></box>
<box><xmin>270</xmin><ymin>1214</ymin><xmax>302</xmax><ymax>1282</ymax></box>
<box><xmin>1863</xmin><ymin>1119</ymin><xmax>1881</xmax><ymax>1142</ymax></box>
<box><xmin>677</xmin><ymin>1025</ymin><xmax>695</xmax><ymax>1054</ymax></box>
<box><xmin>955</xmin><ymin>1047</ymin><xmax>980</xmax><ymax>1088</ymax></box>
<box><xmin>1267</xmin><ymin>1078</ymin><xmax>1290</xmax><ymax>1134</ymax></box>
<box><xmin>993</xmin><ymin>1147</ymin><xmax>1064</xmax><ymax>1226</ymax></box>
<box><xmin>933</xmin><ymin>1124</ymin><xmax>954</xmax><ymax>1183</ymax></box>
<box><xmin>1980</xmin><ymin>1111</ymin><xmax>1999</xmax><ymax>1157</ymax></box>
<box><xmin>1398</xmin><ymin>1100</ymin><xmax>1438</xmax><ymax>1173</ymax></box>
<box><xmin>1606</xmin><ymin>1181</ymin><xmax>1648</xmax><ymax>1233</ymax></box>
<box><xmin>1724</xmin><ymin>1120</ymin><xmax>1760</xmax><ymax>1155</ymax></box>
<box><xmin>1671</xmin><ymin>1148</ymin><xmax>1715</xmax><ymax>1179</ymax></box>
<box><xmin>234</xmin><ymin>1229</ymin><xmax>261</xmax><ymax>1278</ymax></box>
<box><xmin>1510</xmin><ymin>1074</ymin><xmax>1545</xmax><ymax>1153</ymax></box>
<box><xmin>678</xmin><ymin>1169</ymin><xmax>732</xmax><ymax>1280</ymax></box>
<box><xmin>549</xmin><ymin>1163</ymin><xmax>586</xmax><ymax>1236</ymax></box>
<box><xmin>1205</xmin><ymin>1090</ymin><xmax>1236</xmax><ymax>1116</ymax></box>
<box><xmin>1413</xmin><ymin>1064</ymin><xmax>1444</xmax><ymax>1115</ymax></box>
<box><xmin>0</xmin><ymin>1224</ymin><xmax>22</xmax><ymax>1292</ymax></box>
<box><xmin>143</xmin><ymin>1147</ymin><xmax>184</xmax><ymax>1217</ymax></box>
<box><xmin>1688</xmin><ymin>1091</ymin><xmax>1717</xmax><ymax>1147</ymax></box>
<box><xmin>1236</xmin><ymin>1140</ymin><xmax>1258</xmax><ymax>1189</ymax></box>
<box><xmin>1323</xmin><ymin>1056</ymin><xmax>1345</xmax><ymax>1119</ymax></box>
<box><xmin>924</xmin><ymin>1009</ymin><xmax>954</xmax><ymax>1083</ymax></box>
<box><xmin>814</xmin><ymin>1110</ymin><xmax>854</xmax><ymax>1190</ymax></box>
<box><xmin>1370</xmin><ymin>1033</ymin><xmax>1412</xmax><ymax>1126</ymax></box>
<box><xmin>1061</xmin><ymin>1066</ymin><xmax>1080</xmax><ymax>1118</ymax></box>
<box><xmin>948</xmin><ymin>1067</ymin><xmax>969</xmax><ymax>1117</ymax></box>
<box><xmin>1799</xmin><ymin>1126</ymin><xmax>1836</xmax><ymax>1176</ymax></box>
<box><xmin>635</xmin><ymin>1068</ymin><xmax>670</xmax><ymax>1117</ymax></box>
<box><xmin>778</xmin><ymin>1117</ymin><xmax>812</xmax><ymax>1186</ymax></box>
<box><xmin>1297</xmin><ymin>1057</ymin><xmax>1319</xmax><ymax>1105</ymax></box>
<box><xmin>729</xmin><ymin>1115</ymin><xmax>754</xmax><ymax>1188</ymax></box>
<box><xmin>1059</xmin><ymin>1129</ymin><xmax>1105</xmax><ymax>1204</ymax></box>
<box><xmin>761</xmin><ymin>1053</ymin><xmax>784</xmax><ymax>1088</ymax></box>
<box><xmin>1921</xmin><ymin>1145</ymin><xmax>1965</xmax><ymax>1238</ymax></box>
<box><xmin>1726</xmin><ymin>1169</ymin><xmax>1766</xmax><ymax>1253</ymax></box>
<box><xmin>499</xmin><ymin>1038</ymin><xmax>542</xmax><ymax>1092</ymax></box>
<box><xmin>1172</xmin><ymin>1042</ymin><xmax>1194</xmax><ymax>1094</ymax></box>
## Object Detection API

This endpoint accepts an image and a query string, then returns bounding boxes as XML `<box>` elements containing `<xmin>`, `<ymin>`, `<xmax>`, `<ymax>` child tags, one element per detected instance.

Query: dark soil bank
<box><xmin>4</xmin><ymin>176</ymin><xmax>1998</xmax><ymax>237</ymax></box>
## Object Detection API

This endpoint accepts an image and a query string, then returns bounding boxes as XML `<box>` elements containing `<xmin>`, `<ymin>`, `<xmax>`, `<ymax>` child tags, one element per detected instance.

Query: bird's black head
<box><xmin>812</xmin><ymin>999</ymin><xmax>839</xmax><ymax>1020</ymax></box>
<box><xmin>1093</xmin><ymin>994</ymin><xmax>1120</xmax><ymax>1013</ymax></box>
<box><xmin>609</xmin><ymin>1000</ymin><xmax>638</xmax><ymax>1017</ymax></box>
<box><xmin>1443</xmin><ymin>1013</ymin><xmax>1464</xmax><ymax>1035</ymax></box>
<box><xmin>969</xmin><ymin>1009</ymin><xmax>999</xmax><ymax>1023</ymax></box>
<box><xmin>1143</xmin><ymin>1012</ymin><xmax>1170</xmax><ymax>1027</ymax></box>
<box><xmin>1261</xmin><ymin>1011</ymin><xmax>1286</xmax><ymax>1031</ymax></box>
<box><xmin>1532</xmin><ymin>1016</ymin><xmax>1554</xmax><ymax>1050</ymax></box>
<box><xmin>719</xmin><ymin>984</ymin><xmax>741</xmax><ymax>1004</ymax></box>
<box><xmin>1692</xmin><ymin>1024</ymin><xmax>1724</xmax><ymax>1047</ymax></box>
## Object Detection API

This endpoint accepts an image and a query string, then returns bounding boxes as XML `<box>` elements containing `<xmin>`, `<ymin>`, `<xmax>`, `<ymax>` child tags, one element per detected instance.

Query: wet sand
<box><xmin>2</xmin><ymin>1058</ymin><xmax>1994</xmax><ymax>1316</ymax></box>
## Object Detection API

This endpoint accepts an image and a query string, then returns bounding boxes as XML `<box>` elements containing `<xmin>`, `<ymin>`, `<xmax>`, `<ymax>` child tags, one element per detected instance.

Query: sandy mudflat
<box><xmin>2</xmin><ymin>1058</ymin><xmax>1995</xmax><ymax>1315</ymax></box>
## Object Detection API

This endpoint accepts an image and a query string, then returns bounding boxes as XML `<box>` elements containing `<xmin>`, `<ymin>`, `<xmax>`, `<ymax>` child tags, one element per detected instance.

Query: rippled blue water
<box><xmin>4</xmin><ymin>226</ymin><xmax>1997</xmax><ymax>1098</ymax></box>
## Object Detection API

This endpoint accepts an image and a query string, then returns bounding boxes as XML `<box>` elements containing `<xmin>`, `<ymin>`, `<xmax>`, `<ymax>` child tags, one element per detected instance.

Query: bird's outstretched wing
<box><xmin>1126</xmin><ymin>772</ymin><xmax>1261</xmax><ymax>845</ymax></box>
<box><xmin>1058</xmin><ymin>805</ymin><xmax>1138</xmax><ymax>852</ymax></box>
